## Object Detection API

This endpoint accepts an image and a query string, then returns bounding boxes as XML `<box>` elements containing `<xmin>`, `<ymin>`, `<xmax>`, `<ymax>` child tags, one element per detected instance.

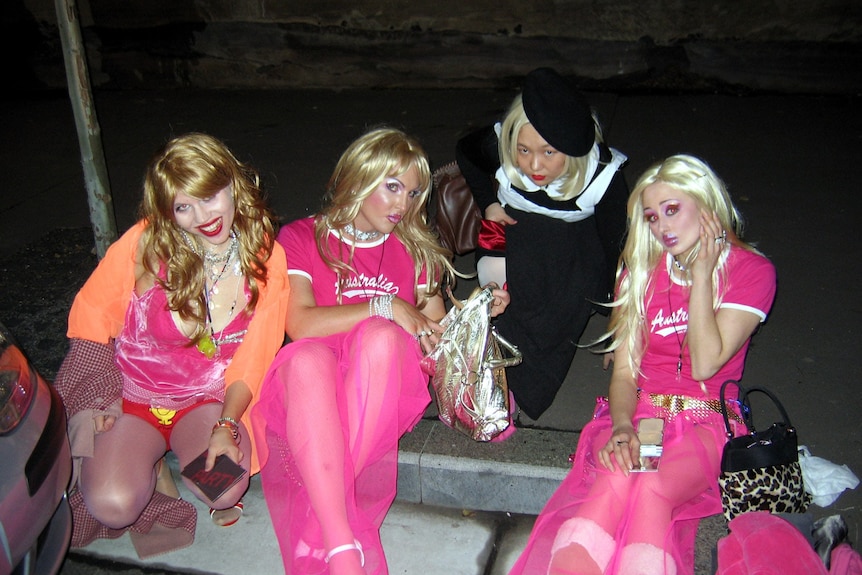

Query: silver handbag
<box><xmin>421</xmin><ymin>287</ymin><xmax>522</xmax><ymax>441</ymax></box>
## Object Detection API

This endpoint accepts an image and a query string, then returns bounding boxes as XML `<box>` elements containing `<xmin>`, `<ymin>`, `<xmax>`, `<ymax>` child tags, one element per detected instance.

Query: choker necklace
<box><xmin>343</xmin><ymin>222</ymin><xmax>381</xmax><ymax>242</ymax></box>
<box><xmin>673</xmin><ymin>257</ymin><xmax>686</xmax><ymax>271</ymax></box>
<box><xmin>183</xmin><ymin>231</ymin><xmax>241</xmax><ymax>284</ymax></box>
<box><xmin>183</xmin><ymin>230</ymin><xmax>238</xmax><ymax>262</ymax></box>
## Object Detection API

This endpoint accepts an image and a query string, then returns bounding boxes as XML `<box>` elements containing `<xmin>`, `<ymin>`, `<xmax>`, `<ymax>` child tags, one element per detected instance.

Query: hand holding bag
<box><xmin>718</xmin><ymin>379</ymin><xmax>812</xmax><ymax>521</ymax></box>
<box><xmin>421</xmin><ymin>287</ymin><xmax>522</xmax><ymax>441</ymax></box>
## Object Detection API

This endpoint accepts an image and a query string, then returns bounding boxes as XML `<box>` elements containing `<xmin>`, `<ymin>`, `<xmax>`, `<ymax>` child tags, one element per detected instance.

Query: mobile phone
<box><xmin>632</xmin><ymin>417</ymin><xmax>664</xmax><ymax>472</ymax></box>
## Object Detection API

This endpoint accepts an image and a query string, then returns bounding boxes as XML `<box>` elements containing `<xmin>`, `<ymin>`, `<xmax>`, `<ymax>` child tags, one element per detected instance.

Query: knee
<box><xmin>207</xmin><ymin>477</ymin><xmax>248</xmax><ymax>509</ymax></box>
<box><xmin>356</xmin><ymin>320</ymin><xmax>410</xmax><ymax>359</ymax></box>
<box><xmin>277</xmin><ymin>342</ymin><xmax>332</xmax><ymax>390</ymax></box>
<box><xmin>81</xmin><ymin>484</ymin><xmax>147</xmax><ymax>529</ymax></box>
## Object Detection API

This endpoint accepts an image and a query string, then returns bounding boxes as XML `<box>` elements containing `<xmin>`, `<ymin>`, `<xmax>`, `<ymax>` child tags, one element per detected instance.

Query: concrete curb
<box><xmin>397</xmin><ymin>420</ymin><xmax>571</xmax><ymax>515</ymax></box>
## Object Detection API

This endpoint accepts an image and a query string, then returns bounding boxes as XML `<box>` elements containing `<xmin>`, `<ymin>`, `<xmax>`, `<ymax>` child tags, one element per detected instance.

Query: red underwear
<box><xmin>122</xmin><ymin>399</ymin><xmax>218</xmax><ymax>449</ymax></box>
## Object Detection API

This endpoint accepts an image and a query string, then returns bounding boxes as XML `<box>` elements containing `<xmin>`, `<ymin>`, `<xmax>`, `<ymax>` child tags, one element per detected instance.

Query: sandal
<box><xmin>209</xmin><ymin>501</ymin><xmax>243</xmax><ymax>527</ymax></box>
<box><xmin>325</xmin><ymin>539</ymin><xmax>365</xmax><ymax>567</ymax></box>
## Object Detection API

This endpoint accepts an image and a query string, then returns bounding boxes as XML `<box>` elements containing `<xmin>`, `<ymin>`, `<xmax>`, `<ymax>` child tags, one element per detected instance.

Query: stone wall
<box><xmin>13</xmin><ymin>0</ymin><xmax>862</xmax><ymax>93</ymax></box>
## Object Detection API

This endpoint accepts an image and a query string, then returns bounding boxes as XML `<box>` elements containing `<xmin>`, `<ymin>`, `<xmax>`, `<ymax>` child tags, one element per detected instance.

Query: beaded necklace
<box><xmin>183</xmin><ymin>231</ymin><xmax>242</xmax><ymax>359</ymax></box>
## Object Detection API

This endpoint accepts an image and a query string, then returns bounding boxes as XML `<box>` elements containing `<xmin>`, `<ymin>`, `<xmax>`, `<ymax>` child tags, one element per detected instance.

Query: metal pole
<box><xmin>54</xmin><ymin>0</ymin><xmax>117</xmax><ymax>258</ymax></box>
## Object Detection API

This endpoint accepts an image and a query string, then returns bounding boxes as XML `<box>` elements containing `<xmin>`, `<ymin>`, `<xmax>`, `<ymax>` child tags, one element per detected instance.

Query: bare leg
<box><xmin>170</xmin><ymin>402</ymin><xmax>250</xmax><ymax>525</ymax></box>
<box><xmin>79</xmin><ymin>414</ymin><xmax>166</xmax><ymax>529</ymax></box>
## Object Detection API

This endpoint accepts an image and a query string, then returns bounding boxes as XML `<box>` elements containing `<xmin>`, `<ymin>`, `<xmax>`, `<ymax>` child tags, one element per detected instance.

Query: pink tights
<box><xmin>79</xmin><ymin>401</ymin><xmax>249</xmax><ymax>528</ymax></box>
<box><xmin>550</xmin><ymin>423</ymin><xmax>720</xmax><ymax>574</ymax></box>
<box><xmin>257</xmin><ymin>318</ymin><xmax>430</xmax><ymax>574</ymax></box>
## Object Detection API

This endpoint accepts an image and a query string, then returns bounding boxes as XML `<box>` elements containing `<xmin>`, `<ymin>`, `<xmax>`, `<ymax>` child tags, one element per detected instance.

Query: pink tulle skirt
<box><xmin>252</xmin><ymin>318</ymin><xmax>431</xmax><ymax>574</ymax></box>
<box><xmin>509</xmin><ymin>395</ymin><xmax>744</xmax><ymax>575</ymax></box>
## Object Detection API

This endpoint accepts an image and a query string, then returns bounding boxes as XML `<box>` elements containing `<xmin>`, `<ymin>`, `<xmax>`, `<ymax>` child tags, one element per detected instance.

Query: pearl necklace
<box><xmin>343</xmin><ymin>222</ymin><xmax>381</xmax><ymax>242</ymax></box>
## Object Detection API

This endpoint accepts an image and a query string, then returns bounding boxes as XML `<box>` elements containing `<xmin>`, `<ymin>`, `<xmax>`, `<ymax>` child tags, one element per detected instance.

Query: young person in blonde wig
<box><xmin>55</xmin><ymin>133</ymin><xmax>290</xmax><ymax>556</ymax></box>
<box><xmin>456</xmin><ymin>67</ymin><xmax>629</xmax><ymax>422</ymax></box>
<box><xmin>253</xmin><ymin>127</ymin><xmax>509</xmax><ymax>575</ymax></box>
<box><xmin>509</xmin><ymin>155</ymin><xmax>776</xmax><ymax>575</ymax></box>
<box><xmin>312</xmin><ymin>126</ymin><xmax>448</xmax><ymax>306</ymax></box>
<box><xmin>610</xmin><ymin>155</ymin><xmax>749</xmax><ymax>376</ymax></box>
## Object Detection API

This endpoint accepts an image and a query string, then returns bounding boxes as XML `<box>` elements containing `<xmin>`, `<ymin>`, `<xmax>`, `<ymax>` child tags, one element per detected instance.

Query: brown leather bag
<box><xmin>432</xmin><ymin>162</ymin><xmax>482</xmax><ymax>256</ymax></box>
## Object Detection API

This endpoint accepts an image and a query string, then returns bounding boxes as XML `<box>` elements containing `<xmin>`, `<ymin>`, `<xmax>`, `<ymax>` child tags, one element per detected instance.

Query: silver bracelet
<box><xmin>369</xmin><ymin>294</ymin><xmax>394</xmax><ymax>321</ymax></box>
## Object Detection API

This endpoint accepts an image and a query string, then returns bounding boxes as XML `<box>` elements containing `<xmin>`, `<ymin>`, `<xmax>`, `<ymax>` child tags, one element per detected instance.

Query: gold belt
<box><xmin>641</xmin><ymin>392</ymin><xmax>744</xmax><ymax>425</ymax></box>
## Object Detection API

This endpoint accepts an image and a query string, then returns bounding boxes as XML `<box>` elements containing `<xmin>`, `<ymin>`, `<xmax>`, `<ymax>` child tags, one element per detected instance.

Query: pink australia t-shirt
<box><xmin>277</xmin><ymin>217</ymin><xmax>427</xmax><ymax>307</ymax></box>
<box><xmin>637</xmin><ymin>246</ymin><xmax>776</xmax><ymax>397</ymax></box>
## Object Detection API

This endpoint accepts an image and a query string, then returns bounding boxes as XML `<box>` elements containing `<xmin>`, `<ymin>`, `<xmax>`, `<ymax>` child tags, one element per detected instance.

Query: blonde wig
<box><xmin>139</xmin><ymin>132</ymin><xmax>276</xmax><ymax>341</ymax></box>
<box><xmin>498</xmin><ymin>94</ymin><xmax>604</xmax><ymax>202</ymax></box>
<box><xmin>313</xmin><ymin>127</ymin><xmax>454</xmax><ymax>308</ymax></box>
<box><xmin>605</xmin><ymin>154</ymin><xmax>756</xmax><ymax>375</ymax></box>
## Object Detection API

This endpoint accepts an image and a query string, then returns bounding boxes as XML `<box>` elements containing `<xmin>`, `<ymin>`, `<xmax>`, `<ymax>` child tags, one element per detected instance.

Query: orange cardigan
<box><xmin>67</xmin><ymin>221</ymin><xmax>290</xmax><ymax>473</ymax></box>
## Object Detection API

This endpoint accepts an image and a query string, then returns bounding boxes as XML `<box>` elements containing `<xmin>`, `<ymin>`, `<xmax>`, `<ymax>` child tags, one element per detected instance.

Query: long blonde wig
<box><xmin>313</xmin><ymin>127</ymin><xmax>454</xmax><ymax>307</ymax></box>
<box><xmin>605</xmin><ymin>154</ymin><xmax>756</xmax><ymax>375</ymax></box>
<box><xmin>498</xmin><ymin>94</ymin><xmax>604</xmax><ymax>201</ymax></box>
<box><xmin>139</xmin><ymin>132</ymin><xmax>276</xmax><ymax>341</ymax></box>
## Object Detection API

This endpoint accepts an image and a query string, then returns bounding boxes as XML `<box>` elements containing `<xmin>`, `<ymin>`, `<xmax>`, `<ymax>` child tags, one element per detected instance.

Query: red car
<box><xmin>0</xmin><ymin>323</ymin><xmax>72</xmax><ymax>575</ymax></box>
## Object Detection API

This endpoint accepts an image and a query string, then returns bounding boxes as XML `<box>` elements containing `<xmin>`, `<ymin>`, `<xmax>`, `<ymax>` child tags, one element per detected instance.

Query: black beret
<box><xmin>522</xmin><ymin>68</ymin><xmax>595</xmax><ymax>157</ymax></box>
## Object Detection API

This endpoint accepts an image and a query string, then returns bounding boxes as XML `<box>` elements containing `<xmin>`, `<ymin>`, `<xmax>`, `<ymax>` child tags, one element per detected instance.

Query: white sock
<box><xmin>550</xmin><ymin>517</ymin><xmax>615</xmax><ymax>573</ymax></box>
<box><xmin>618</xmin><ymin>542</ymin><xmax>677</xmax><ymax>575</ymax></box>
<box><xmin>477</xmin><ymin>256</ymin><xmax>506</xmax><ymax>289</ymax></box>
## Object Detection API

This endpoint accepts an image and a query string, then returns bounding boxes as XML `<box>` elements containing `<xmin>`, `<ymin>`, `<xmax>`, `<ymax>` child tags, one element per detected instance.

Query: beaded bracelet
<box><xmin>212</xmin><ymin>417</ymin><xmax>240</xmax><ymax>442</ymax></box>
<box><xmin>369</xmin><ymin>293</ymin><xmax>394</xmax><ymax>321</ymax></box>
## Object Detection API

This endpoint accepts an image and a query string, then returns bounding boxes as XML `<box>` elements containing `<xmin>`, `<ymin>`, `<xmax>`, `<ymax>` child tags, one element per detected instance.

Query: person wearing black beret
<box><xmin>455</xmin><ymin>67</ymin><xmax>629</xmax><ymax>422</ymax></box>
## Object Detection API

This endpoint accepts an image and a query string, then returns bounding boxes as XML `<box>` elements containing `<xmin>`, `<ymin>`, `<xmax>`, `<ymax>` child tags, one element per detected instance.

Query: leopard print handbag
<box><xmin>718</xmin><ymin>380</ymin><xmax>812</xmax><ymax>522</ymax></box>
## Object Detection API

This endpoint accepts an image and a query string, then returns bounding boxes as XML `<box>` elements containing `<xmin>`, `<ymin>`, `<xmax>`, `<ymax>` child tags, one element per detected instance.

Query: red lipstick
<box><xmin>198</xmin><ymin>218</ymin><xmax>223</xmax><ymax>238</ymax></box>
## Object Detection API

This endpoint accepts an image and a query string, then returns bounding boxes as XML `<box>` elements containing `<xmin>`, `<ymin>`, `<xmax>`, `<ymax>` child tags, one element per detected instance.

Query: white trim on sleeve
<box><xmin>719</xmin><ymin>302</ymin><xmax>767</xmax><ymax>322</ymax></box>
